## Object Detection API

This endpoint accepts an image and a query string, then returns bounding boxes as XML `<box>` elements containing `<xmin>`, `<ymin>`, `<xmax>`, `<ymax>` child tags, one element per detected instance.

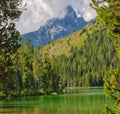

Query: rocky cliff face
<box><xmin>22</xmin><ymin>6</ymin><xmax>88</xmax><ymax>47</ymax></box>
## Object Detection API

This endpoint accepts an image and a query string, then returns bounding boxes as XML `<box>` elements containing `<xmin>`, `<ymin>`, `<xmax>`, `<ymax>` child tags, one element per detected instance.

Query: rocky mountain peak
<box><xmin>66</xmin><ymin>6</ymin><xmax>76</xmax><ymax>16</ymax></box>
<box><xmin>65</xmin><ymin>6</ymin><xmax>77</xmax><ymax>20</ymax></box>
<box><xmin>22</xmin><ymin>5</ymin><xmax>88</xmax><ymax>47</ymax></box>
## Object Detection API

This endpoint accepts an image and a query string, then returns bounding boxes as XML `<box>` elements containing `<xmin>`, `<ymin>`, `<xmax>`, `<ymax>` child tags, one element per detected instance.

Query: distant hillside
<box><xmin>21</xmin><ymin>6</ymin><xmax>88</xmax><ymax>47</ymax></box>
<box><xmin>41</xmin><ymin>23</ymin><xmax>120</xmax><ymax>87</ymax></box>
<box><xmin>42</xmin><ymin>23</ymin><xmax>97</xmax><ymax>57</ymax></box>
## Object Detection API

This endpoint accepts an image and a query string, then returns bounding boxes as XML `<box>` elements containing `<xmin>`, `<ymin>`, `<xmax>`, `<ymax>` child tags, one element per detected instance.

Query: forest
<box><xmin>0</xmin><ymin>25</ymin><xmax>119</xmax><ymax>98</ymax></box>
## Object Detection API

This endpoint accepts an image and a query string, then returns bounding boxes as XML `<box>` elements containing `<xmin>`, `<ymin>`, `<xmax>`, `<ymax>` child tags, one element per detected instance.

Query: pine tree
<box><xmin>91</xmin><ymin>0</ymin><xmax>120</xmax><ymax>39</ymax></box>
<box><xmin>0</xmin><ymin>0</ymin><xmax>24</xmax><ymax>96</ymax></box>
<box><xmin>0</xmin><ymin>0</ymin><xmax>23</xmax><ymax>54</ymax></box>
<box><xmin>51</xmin><ymin>55</ymin><xmax>60</xmax><ymax>93</ymax></box>
<box><xmin>18</xmin><ymin>40</ymin><xmax>35</xmax><ymax>95</ymax></box>
<box><xmin>91</xmin><ymin>0</ymin><xmax>120</xmax><ymax>113</ymax></box>
<box><xmin>41</xmin><ymin>53</ymin><xmax>53</xmax><ymax>94</ymax></box>
<box><xmin>103</xmin><ymin>71</ymin><xmax>120</xmax><ymax>114</ymax></box>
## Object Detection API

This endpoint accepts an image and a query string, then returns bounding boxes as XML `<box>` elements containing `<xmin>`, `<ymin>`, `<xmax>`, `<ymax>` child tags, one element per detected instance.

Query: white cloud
<box><xmin>16</xmin><ymin>0</ymin><xmax>96</xmax><ymax>34</ymax></box>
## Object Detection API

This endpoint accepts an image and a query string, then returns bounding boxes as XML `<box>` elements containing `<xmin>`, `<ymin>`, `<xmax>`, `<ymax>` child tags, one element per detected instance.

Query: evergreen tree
<box><xmin>103</xmin><ymin>70</ymin><xmax>120</xmax><ymax>114</ymax></box>
<box><xmin>51</xmin><ymin>55</ymin><xmax>60</xmax><ymax>93</ymax></box>
<box><xmin>0</xmin><ymin>0</ymin><xmax>24</xmax><ymax>97</ymax></box>
<box><xmin>91</xmin><ymin>0</ymin><xmax>120</xmax><ymax>113</ymax></box>
<box><xmin>33</xmin><ymin>48</ymin><xmax>43</xmax><ymax>90</ymax></box>
<box><xmin>91</xmin><ymin>0</ymin><xmax>120</xmax><ymax>38</ymax></box>
<box><xmin>18</xmin><ymin>40</ymin><xmax>35</xmax><ymax>95</ymax></box>
<box><xmin>41</xmin><ymin>53</ymin><xmax>53</xmax><ymax>94</ymax></box>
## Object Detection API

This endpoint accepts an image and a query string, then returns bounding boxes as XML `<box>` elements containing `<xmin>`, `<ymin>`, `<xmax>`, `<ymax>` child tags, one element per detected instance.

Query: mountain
<box><xmin>42</xmin><ymin>24</ymin><xmax>94</xmax><ymax>57</ymax></box>
<box><xmin>21</xmin><ymin>6</ymin><xmax>88</xmax><ymax>47</ymax></box>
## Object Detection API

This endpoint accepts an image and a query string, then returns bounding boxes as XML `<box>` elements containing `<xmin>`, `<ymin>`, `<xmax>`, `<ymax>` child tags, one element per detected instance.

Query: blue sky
<box><xmin>16</xmin><ymin>0</ymin><xmax>96</xmax><ymax>34</ymax></box>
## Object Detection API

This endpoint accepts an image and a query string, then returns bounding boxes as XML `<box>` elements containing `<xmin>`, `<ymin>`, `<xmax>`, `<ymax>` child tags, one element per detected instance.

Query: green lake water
<box><xmin>0</xmin><ymin>88</ymin><xmax>113</xmax><ymax>114</ymax></box>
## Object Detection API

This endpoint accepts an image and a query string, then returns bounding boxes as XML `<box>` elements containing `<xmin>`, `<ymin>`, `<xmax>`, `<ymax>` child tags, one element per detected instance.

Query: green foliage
<box><xmin>91</xmin><ymin>0</ymin><xmax>120</xmax><ymax>38</ymax></box>
<box><xmin>57</xmin><ymin>27</ymin><xmax>120</xmax><ymax>88</ymax></box>
<box><xmin>91</xmin><ymin>0</ymin><xmax>120</xmax><ymax>113</ymax></box>
<box><xmin>51</xmin><ymin>55</ymin><xmax>61</xmax><ymax>93</ymax></box>
<box><xmin>103</xmin><ymin>71</ymin><xmax>120</xmax><ymax>114</ymax></box>
<box><xmin>0</xmin><ymin>0</ymin><xmax>23</xmax><ymax>54</ymax></box>
<box><xmin>16</xmin><ymin>40</ymin><xmax>36</xmax><ymax>95</ymax></box>
<box><xmin>0</xmin><ymin>0</ymin><xmax>23</xmax><ymax>97</ymax></box>
<box><xmin>9</xmin><ymin>40</ymin><xmax>62</xmax><ymax>96</ymax></box>
<box><xmin>40</xmin><ymin>54</ymin><xmax>53</xmax><ymax>94</ymax></box>
<box><xmin>39</xmin><ymin>54</ymin><xmax>61</xmax><ymax>94</ymax></box>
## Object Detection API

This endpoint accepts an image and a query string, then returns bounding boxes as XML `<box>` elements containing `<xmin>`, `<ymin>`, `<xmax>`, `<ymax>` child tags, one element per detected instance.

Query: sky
<box><xmin>16</xmin><ymin>0</ymin><xmax>96</xmax><ymax>35</ymax></box>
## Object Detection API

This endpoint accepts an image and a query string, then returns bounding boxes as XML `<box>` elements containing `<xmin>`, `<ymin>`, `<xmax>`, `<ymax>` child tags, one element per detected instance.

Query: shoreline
<box><xmin>65</xmin><ymin>86</ymin><xmax>103</xmax><ymax>90</ymax></box>
<box><xmin>0</xmin><ymin>87</ymin><xmax>104</xmax><ymax>101</ymax></box>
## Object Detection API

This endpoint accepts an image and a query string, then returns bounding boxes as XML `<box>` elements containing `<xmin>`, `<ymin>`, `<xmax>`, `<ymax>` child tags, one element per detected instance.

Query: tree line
<box><xmin>57</xmin><ymin>27</ymin><xmax>120</xmax><ymax>88</ymax></box>
<box><xmin>1</xmin><ymin>25</ymin><xmax>119</xmax><ymax>98</ymax></box>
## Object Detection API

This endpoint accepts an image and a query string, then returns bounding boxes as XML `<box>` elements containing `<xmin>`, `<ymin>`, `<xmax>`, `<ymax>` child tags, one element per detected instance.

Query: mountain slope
<box><xmin>42</xmin><ymin>24</ymin><xmax>96</xmax><ymax>57</ymax></box>
<box><xmin>42</xmin><ymin>23</ymin><xmax>120</xmax><ymax>87</ymax></box>
<box><xmin>21</xmin><ymin>6</ymin><xmax>88</xmax><ymax>46</ymax></box>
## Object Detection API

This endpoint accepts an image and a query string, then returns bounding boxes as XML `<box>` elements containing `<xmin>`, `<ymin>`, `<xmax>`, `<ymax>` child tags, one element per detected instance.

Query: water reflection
<box><xmin>0</xmin><ymin>88</ymin><xmax>113</xmax><ymax>114</ymax></box>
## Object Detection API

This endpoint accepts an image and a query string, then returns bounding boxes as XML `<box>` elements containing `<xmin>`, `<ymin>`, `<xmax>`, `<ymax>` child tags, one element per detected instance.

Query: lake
<box><xmin>0</xmin><ymin>88</ymin><xmax>113</xmax><ymax>114</ymax></box>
